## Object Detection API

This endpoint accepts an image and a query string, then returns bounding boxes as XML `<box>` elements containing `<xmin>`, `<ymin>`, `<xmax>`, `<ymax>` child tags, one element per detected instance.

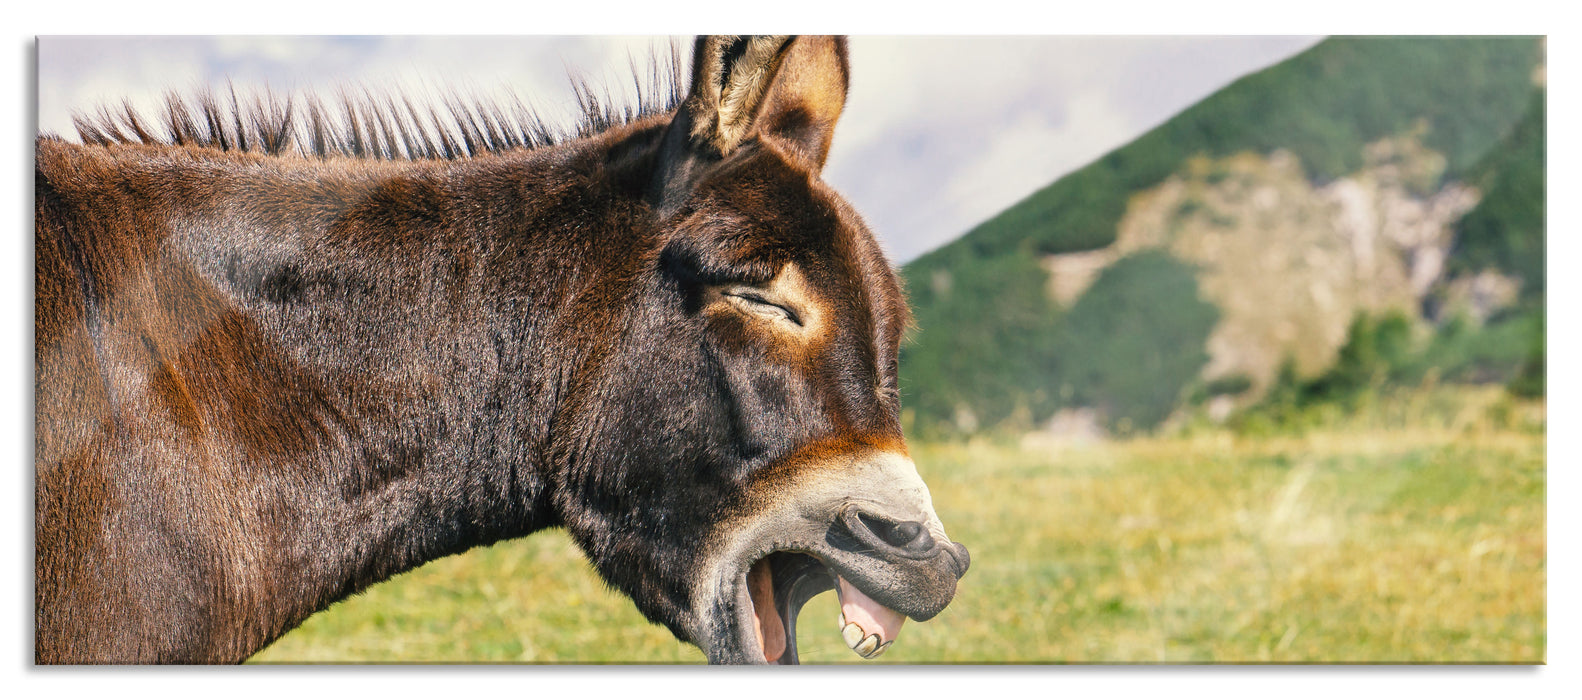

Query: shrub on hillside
<box><xmin>1042</xmin><ymin>251</ymin><xmax>1219</xmax><ymax>434</ymax></box>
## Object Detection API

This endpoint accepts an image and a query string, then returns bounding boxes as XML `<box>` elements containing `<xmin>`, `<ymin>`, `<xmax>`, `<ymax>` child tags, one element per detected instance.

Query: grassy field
<box><xmin>252</xmin><ymin>388</ymin><xmax>1545</xmax><ymax>664</ymax></box>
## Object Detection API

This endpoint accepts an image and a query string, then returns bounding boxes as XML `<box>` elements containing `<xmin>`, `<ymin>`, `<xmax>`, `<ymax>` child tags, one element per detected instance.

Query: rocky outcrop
<box><xmin>1040</xmin><ymin>131</ymin><xmax>1495</xmax><ymax>407</ymax></box>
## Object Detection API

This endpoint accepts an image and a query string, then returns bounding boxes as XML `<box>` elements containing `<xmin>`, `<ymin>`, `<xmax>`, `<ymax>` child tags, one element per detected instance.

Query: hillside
<box><xmin>898</xmin><ymin>36</ymin><xmax>1545</xmax><ymax>438</ymax></box>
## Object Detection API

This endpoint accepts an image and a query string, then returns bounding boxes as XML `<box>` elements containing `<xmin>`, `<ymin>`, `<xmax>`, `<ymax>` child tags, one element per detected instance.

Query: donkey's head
<box><xmin>551</xmin><ymin>36</ymin><xmax>967</xmax><ymax>664</ymax></box>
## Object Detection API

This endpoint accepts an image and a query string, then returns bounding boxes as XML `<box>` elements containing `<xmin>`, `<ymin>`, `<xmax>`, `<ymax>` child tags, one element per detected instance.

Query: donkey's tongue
<box><xmin>835</xmin><ymin>576</ymin><xmax>905</xmax><ymax>659</ymax></box>
<box><xmin>747</xmin><ymin>558</ymin><xmax>786</xmax><ymax>663</ymax></box>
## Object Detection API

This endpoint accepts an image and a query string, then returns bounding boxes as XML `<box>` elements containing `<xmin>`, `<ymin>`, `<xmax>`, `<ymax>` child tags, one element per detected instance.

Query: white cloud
<box><xmin>824</xmin><ymin>36</ymin><xmax>1321</xmax><ymax>261</ymax></box>
<box><xmin>940</xmin><ymin>90</ymin><xmax>1138</xmax><ymax>236</ymax></box>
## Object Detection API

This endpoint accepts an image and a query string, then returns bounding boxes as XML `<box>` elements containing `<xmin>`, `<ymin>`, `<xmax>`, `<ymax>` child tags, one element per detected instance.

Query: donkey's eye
<box><xmin>724</xmin><ymin>291</ymin><xmax>803</xmax><ymax>326</ymax></box>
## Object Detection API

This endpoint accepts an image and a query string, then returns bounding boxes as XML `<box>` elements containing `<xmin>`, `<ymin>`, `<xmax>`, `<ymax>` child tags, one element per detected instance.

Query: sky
<box><xmin>37</xmin><ymin>35</ymin><xmax>1321</xmax><ymax>262</ymax></box>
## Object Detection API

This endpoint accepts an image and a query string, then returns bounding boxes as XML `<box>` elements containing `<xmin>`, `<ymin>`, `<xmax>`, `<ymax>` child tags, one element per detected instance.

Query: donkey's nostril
<box><xmin>884</xmin><ymin>521</ymin><xmax>924</xmax><ymax>548</ymax></box>
<box><xmin>854</xmin><ymin>511</ymin><xmax>937</xmax><ymax>557</ymax></box>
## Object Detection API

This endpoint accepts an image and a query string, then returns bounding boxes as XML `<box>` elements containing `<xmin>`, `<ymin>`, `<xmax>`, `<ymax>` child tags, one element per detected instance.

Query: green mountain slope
<box><xmin>899</xmin><ymin>36</ymin><xmax>1545</xmax><ymax>439</ymax></box>
<box><xmin>1451</xmin><ymin>88</ymin><xmax>1546</xmax><ymax>304</ymax></box>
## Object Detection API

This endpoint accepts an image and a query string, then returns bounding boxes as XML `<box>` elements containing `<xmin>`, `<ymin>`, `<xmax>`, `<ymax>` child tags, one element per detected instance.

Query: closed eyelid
<box><xmin>723</xmin><ymin>290</ymin><xmax>803</xmax><ymax>326</ymax></box>
<box><xmin>703</xmin><ymin>262</ymin><xmax>825</xmax><ymax>342</ymax></box>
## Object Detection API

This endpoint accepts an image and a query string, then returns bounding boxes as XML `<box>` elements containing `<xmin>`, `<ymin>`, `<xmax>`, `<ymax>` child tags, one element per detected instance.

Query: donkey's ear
<box><xmin>752</xmin><ymin>35</ymin><xmax>850</xmax><ymax>169</ymax></box>
<box><xmin>681</xmin><ymin>35</ymin><xmax>795</xmax><ymax>159</ymax></box>
<box><xmin>652</xmin><ymin>35</ymin><xmax>850</xmax><ymax>211</ymax></box>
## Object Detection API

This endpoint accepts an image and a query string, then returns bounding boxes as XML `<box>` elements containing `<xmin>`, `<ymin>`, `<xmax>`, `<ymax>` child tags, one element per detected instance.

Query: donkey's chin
<box><xmin>716</xmin><ymin>543</ymin><xmax>966</xmax><ymax>665</ymax></box>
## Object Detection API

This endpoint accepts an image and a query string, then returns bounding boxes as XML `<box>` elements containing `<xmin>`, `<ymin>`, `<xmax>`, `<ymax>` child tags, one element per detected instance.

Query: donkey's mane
<box><xmin>67</xmin><ymin>44</ymin><xmax>685</xmax><ymax>162</ymax></box>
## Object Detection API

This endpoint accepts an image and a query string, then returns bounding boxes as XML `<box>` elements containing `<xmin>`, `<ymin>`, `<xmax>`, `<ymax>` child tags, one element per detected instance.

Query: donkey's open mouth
<box><xmin>699</xmin><ymin>451</ymin><xmax>972</xmax><ymax>665</ymax></box>
<box><xmin>738</xmin><ymin>548</ymin><xmax>970</xmax><ymax>664</ymax></box>
<box><xmin>743</xmin><ymin>550</ymin><xmax>936</xmax><ymax>664</ymax></box>
<box><xmin>729</xmin><ymin>507</ymin><xmax>971</xmax><ymax>664</ymax></box>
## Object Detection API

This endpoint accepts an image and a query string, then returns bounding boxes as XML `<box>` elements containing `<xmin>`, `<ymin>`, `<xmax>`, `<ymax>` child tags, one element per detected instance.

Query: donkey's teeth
<box><xmin>836</xmin><ymin>576</ymin><xmax>906</xmax><ymax>658</ymax></box>
<box><xmin>841</xmin><ymin>621</ymin><xmax>865</xmax><ymax>649</ymax></box>
<box><xmin>854</xmin><ymin>634</ymin><xmax>881</xmax><ymax>657</ymax></box>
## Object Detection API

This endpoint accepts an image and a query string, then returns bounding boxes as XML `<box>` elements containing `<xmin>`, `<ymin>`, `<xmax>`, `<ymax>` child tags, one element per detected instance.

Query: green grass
<box><xmin>250</xmin><ymin>531</ymin><xmax>705</xmax><ymax>663</ymax></box>
<box><xmin>252</xmin><ymin>389</ymin><xmax>1544</xmax><ymax>664</ymax></box>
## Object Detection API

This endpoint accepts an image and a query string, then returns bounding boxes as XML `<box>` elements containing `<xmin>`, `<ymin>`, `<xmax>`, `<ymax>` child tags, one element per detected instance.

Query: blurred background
<box><xmin>37</xmin><ymin>35</ymin><xmax>1546</xmax><ymax>663</ymax></box>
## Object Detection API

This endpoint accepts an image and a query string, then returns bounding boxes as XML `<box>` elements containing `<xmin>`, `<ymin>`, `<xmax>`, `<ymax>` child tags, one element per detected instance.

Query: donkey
<box><xmin>35</xmin><ymin>35</ymin><xmax>969</xmax><ymax>664</ymax></box>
